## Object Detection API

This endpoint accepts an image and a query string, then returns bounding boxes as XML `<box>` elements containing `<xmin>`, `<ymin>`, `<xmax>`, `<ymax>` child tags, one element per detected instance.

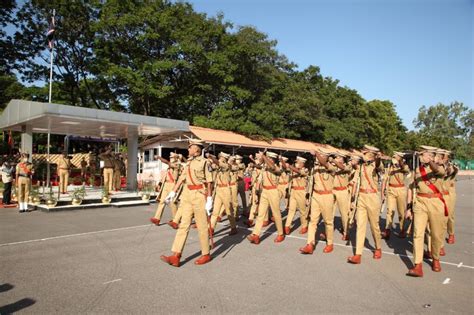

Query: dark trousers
<box><xmin>3</xmin><ymin>181</ymin><xmax>12</xmax><ymax>204</ymax></box>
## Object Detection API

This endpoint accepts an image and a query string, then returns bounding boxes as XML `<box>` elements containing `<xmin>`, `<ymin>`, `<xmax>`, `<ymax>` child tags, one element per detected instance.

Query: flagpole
<box><xmin>46</xmin><ymin>9</ymin><xmax>55</xmax><ymax>188</ymax></box>
<box><xmin>48</xmin><ymin>9</ymin><xmax>55</xmax><ymax>103</ymax></box>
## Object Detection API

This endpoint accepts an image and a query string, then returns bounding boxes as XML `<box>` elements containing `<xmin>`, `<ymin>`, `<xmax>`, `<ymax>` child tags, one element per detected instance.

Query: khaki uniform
<box><xmin>237</xmin><ymin>162</ymin><xmax>247</xmax><ymax>212</ymax></box>
<box><xmin>412</xmin><ymin>164</ymin><xmax>447</xmax><ymax>263</ymax></box>
<box><xmin>210</xmin><ymin>160</ymin><xmax>237</xmax><ymax>230</ymax></box>
<box><xmin>248</xmin><ymin>166</ymin><xmax>269</xmax><ymax>222</ymax></box>
<box><xmin>252</xmin><ymin>167</ymin><xmax>284</xmax><ymax>236</ymax></box>
<box><xmin>354</xmin><ymin>161</ymin><xmax>383</xmax><ymax>255</ymax></box>
<box><xmin>307</xmin><ymin>164</ymin><xmax>336</xmax><ymax>245</ymax></box>
<box><xmin>171</xmin><ymin>156</ymin><xmax>213</xmax><ymax>255</ymax></box>
<box><xmin>285</xmin><ymin>167</ymin><xmax>308</xmax><ymax>229</ymax></box>
<box><xmin>333</xmin><ymin>164</ymin><xmax>353</xmax><ymax>236</ymax></box>
<box><xmin>16</xmin><ymin>162</ymin><xmax>33</xmax><ymax>203</ymax></box>
<box><xmin>100</xmin><ymin>152</ymin><xmax>114</xmax><ymax>192</ymax></box>
<box><xmin>57</xmin><ymin>156</ymin><xmax>72</xmax><ymax>193</ymax></box>
<box><xmin>113</xmin><ymin>158</ymin><xmax>124</xmax><ymax>191</ymax></box>
<box><xmin>229</xmin><ymin>164</ymin><xmax>239</xmax><ymax>217</ymax></box>
<box><xmin>153</xmin><ymin>161</ymin><xmax>179</xmax><ymax>220</ymax></box>
<box><xmin>170</xmin><ymin>164</ymin><xmax>185</xmax><ymax>225</ymax></box>
<box><xmin>445</xmin><ymin>165</ymin><xmax>457</xmax><ymax>236</ymax></box>
<box><xmin>385</xmin><ymin>163</ymin><xmax>410</xmax><ymax>230</ymax></box>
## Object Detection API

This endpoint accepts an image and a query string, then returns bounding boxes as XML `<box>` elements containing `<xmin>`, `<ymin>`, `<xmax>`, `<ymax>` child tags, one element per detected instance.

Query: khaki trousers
<box><xmin>17</xmin><ymin>176</ymin><xmax>30</xmax><ymax>203</ymax></box>
<box><xmin>172</xmin><ymin>203</ymin><xmax>184</xmax><ymax>224</ymax></box>
<box><xmin>333</xmin><ymin>189</ymin><xmax>351</xmax><ymax>235</ymax></box>
<box><xmin>252</xmin><ymin>188</ymin><xmax>283</xmax><ymax>236</ymax></box>
<box><xmin>248</xmin><ymin>188</ymin><xmax>269</xmax><ymax>222</ymax></box>
<box><xmin>307</xmin><ymin>193</ymin><xmax>335</xmax><ymax>245</ymax></box>
<box><xmin>355</xmin><ymin>193</ymin><xmax>382</xmax><ymax>255</ymax></box>
<box><xmin>59</xmin><ymin>169</ymin><xmax>69</xmax><ymax>193</ymax></box>
<box><xmin>113</xmin><ymin>170</ymin><xmax>121</xmax><ymax>190</ymax></box>
<box><xmin>230</xmin><ymin>184</ymin><xmax>238</xmax><ymax>216</ymax></box>
<box><xmin>385</xmin><ymin>186</ymin><xmax>407</xmax><ymax>230</ymax></box>
<box><xmin>413</xmin><ymin>196</ymin><xmax>447</xmax><ymax>263</ymax></box>
<box><xmin>446</xmin><ymin>192</ymin><xmax>456</xmax><ymax>235</ymax></box>
<box><xmin>171</xmin><ymin>188</ymin><xmax>210</xmax><ymax>255</ymax></box>
<box><xmin>285</xmin><ymin>189</ymin><xmax>308</xmax><ymax>228</ymax></box>
<box><xmin>153</xmin><ymin>182</ymin><xmax>177</xmax><ymax>220</ymax></box>
<box><xmin>210</xmin><ymin>187</ymin><xmax>236</xmax><ymax>230</ymax></box>
<box><xmin>103</xmin><ymin>168</ymin><xmax>114</xmax><ymax>192</ymax></box>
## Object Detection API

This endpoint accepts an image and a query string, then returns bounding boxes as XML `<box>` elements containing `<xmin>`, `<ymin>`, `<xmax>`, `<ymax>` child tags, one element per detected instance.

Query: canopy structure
<box><xmin>0</xmin><ymin>99</ymin><xmax>189</xmax><ymax>190</ymax></box>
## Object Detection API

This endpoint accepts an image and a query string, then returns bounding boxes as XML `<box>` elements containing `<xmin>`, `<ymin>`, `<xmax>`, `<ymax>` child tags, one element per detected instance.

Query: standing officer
<box><xmin>407</xmin><ymin>146</ymin><xmax>448</xmax><ymax>277</ymax></box>
<box><xmin>347</xmin><ymin>145</ymin><xmax>384</xmax><ymax>264</ymax></box>
<box><xmin>113</xmin><ymin>153</ymin><xmax>124</xmax><ymax>191</ymax></box>
<box><xmin>88</xmin><ymin>151</ymin><xmax>97</xmax><ymax>185</ymax></box>
<box><xmin>381</xmin><ymin>151</ymin><xmax>410</xmax><ymax>239</ymax></box>
<box><xmin>16</xmin><ymin>153</ymin><xmax>34</xmax><ymax>213</ymax></box>
<box><xmin>80</xmin><ymin>157</ymin><xmax>87</xmax><ymax>182</ymax></box>
<box><xmin>247</xmin><ymin>151</ymin><xmax>285</xmax><ymax>244</ymax></box>
<box><xmin>160</xmin><ymin>139</ymin><xmax>214</xmax><ymax>267</ymax></box>
<box><xmin>300</xmin><ymin>148</ymin><xmax>336</xmax><ymax>254</ymax></box>
<box><xmin>57</xmin><ymin>152</ymin><xmax>72</xmax><ymax>194</ymax></box>
<box><xmin>283</xmin><ymin>156</ymin><xmax>309</xmax><ymax>235</ymax></box>
<box><xmin>332</xmin><ymin>151</ymin><xmax>353</xmax><ymax>241</ymax></box>
<box><xmin>150</xmin><ymin>153</ymin><xmax>180</xmax><ymax>226</ymax></box>
<box><xmin>208</xmin><ymin>152</ymin><xmax>238</xmax><ymax>235</ymax></box>
<box><xmin>99</xmin><ymin>148</ymin><xmax>114</xmax><ymax>193</ymax></box>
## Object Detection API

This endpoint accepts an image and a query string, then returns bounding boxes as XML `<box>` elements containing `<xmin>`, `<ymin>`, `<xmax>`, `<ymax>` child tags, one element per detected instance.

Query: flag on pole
<box><xmin>47</xmin><ymin>14</ymin><xmax>55</xmax><ymax>49</ymax></box>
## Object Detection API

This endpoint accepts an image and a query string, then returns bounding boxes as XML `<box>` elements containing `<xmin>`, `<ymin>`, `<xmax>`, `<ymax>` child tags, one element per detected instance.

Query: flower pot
<box><xmin>32</xmin><ymin>196</ymin><xmax>41</xmax><ymax>205</ymax></box>
<box><xmin>102</xmin><ymin>196</ymin><xmax>111</xmax><ymax>204</ymax></box>
<box><xmin>72</xmin><ymin>197</ymin><xmax>83</xmax><ymax>206</ymax></box>
<box><xmin>142</xmin><ymin>194</ymin><xmax>150</xmax><ymax>201</ymax></box>
<box><xmin>46</xmin><ymin>198</ymin><xmax>57</xmax><ymax>208</ymax></box>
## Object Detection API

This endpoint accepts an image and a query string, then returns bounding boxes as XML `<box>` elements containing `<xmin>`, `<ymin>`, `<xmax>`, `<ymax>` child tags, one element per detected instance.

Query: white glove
<box><xmin>205</xmin><ymin>196</ymin><xmax>213</xmax><ymax>216</ymax></box>
<box><xmin>164</xmin><ymin>191</ymin><xmax>176</xmax><ymax>204</ymax></box>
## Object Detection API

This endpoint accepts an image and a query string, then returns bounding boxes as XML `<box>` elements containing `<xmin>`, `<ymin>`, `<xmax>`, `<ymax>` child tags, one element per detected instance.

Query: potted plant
<box><xmin>45</xmin><ymin>187</ymin><xmax>57</xmax><ymax>208</ymax></box>
<box><xmin>141</xmin><ymin>180</ymin><xmax>153</xmax><ymax>201</ymax></box>
<box><xmin>101</xmin><ymin>186</ymin><xmax>111</xmax><ymax>204</ymax></box>
<box><xmin>71</xmin><ymin>186</ymin><xmax>86</xmax><ymax>205</ymax></box>
<box><xmin>29</xmin><ymin>186</ymin><xmax>41</xmax><ymax>205</ymax></box>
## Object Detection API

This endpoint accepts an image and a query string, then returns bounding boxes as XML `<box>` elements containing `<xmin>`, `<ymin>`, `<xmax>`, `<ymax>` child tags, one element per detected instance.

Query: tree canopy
<box><xmin>1</xmin><ymin>0</ymin><xmax>471</xmax><ymax>158</ymax></box>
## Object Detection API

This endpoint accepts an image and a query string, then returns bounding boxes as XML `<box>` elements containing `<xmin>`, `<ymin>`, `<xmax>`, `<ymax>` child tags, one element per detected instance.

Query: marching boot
<box><xmin>228</xmin><ymin>228</ymin><xmax>238</xmax><ymax>235</ymax></box>
<box><xmin>299</xmin><ymin>243</ymin><xmax>315</xmax><ymax>254</ymax></box>
<box><xmin>274</xmin><ymin>234</ymin><xmax>285</xmax><ymax>243</ymax></box>
<box><xmin>167</xmin><ymin>220</ymin><xmax>179</xmax><ymax>229</ymax></box>
<box><xmin>216</xmin><ymin>216</ymin><xmax>222</xmax><ymax>222</ymax></box>
<box><xmin>347</xmin><ymin>255</ymin><xmax>362</xmax><ymax>264</ymax></box>
<box><xmin>341</xmin><ymin>234</ymin><xmax>349</xmax><ymax>241</ymax></box>
<box><xmin>432</xmin><ymin>259</ymin><xmax>441</xmax><ymax>272</ymax></box>
<box><xmin>247</xmin><ymin>234</ymin><xmax>260</xmax><ymax>244</ymax></box>
<box><xmin>381</xmin><ymin>229</ymin><xmax>391</xmax><ymax>240</ymax></box>
<box><xmin>299</xmin><ymin>227</ymin><xmax>308</xmax><ymax>234</ymax></box>
<box><xmin>284</xmin><ymin>226</ymin><xmax>291</xmax><ymax>235</ymax></box>
<box><xmin>191</xmin><ymin>223</ymin><xmax>197</xmax><ymax>229</ymax></box>
<box><xmin>160</xmin><ymin>253</ymin><xmax>181</xmax><ymax>267</ymax></box>
<box><xmin>447</xmin><ymin>234</ymin><xmax>455</xmax><ymax>244</ymax></box>
<box><xmin>439</xmin><ymin>247</ymin><xmax>446</xmax><ymax>256</ymax></box>
<box><xmin>195</xmin><ymin>254</ymin><xmax>212</xmax><ymax>265</ymax></box>
<box><xmin>373</xmin><ymin>248</ymin><xmax>382</xmax><ymax>259</ymax></box>
<box><xmin>323</xmin><ymin>244</ymin><xmax>334</xmax><ymax>253</ymax></box>
<box><xmin>149</xmin><ymin>218</ymin><xmax>160</xmax><ymax>225</ymax></box>
<box><xmin>407</xmin><ymin>264</ymin><xmax>423</xmax><ymax>277</ymax></box>
<box><xmin>262</xmin><ymin>220</ymin><xmax>270</xmax><ymax>227</ymax></box>
<box><xmin>244</xmin><ymin>219</ymin><xmax>254</xmax><ymax>227</ymax></box>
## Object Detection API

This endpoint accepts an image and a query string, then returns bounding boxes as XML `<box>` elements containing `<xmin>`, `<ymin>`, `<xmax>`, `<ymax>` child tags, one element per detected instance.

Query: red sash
<box><xmin>419</xmin><ymin>165</ymin><xmax>448</xmax><ymax>216</ymax></box>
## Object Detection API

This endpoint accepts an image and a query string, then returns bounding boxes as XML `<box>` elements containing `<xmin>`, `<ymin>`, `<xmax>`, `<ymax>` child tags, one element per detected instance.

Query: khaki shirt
<box><xmin>291</xmin><ymin>167</ymin><xmax>308</xmax><ymax>188</ymax></box>
<box><xmin>261</xmin><ymin>166</ymin><xmax>280</xmax><ymax>188</ymax></box>
<box><xmin>279</xmin><ymin>171</ymin><xmax>290</xmax><ymax>185</ymax></box>
<box><xmin>16</xmin><ymin>162</ymin><xmax>33</xmax><ymax>176</ymax></box>
<box><xmin>359</xmin><ymin>161</ymin><xmax>383</xmax><ymax>192</ymax></box>
<box><xmin>215</xmin><ymin>161</ymin><xmax>231</xmax><ymax>186</ymax></box>
<box><xmin>99</xmin><ymin>152</ymin><xmax>114</xmax><ymax>168</ymax></box>
<box><xmin>181</xmin><ymin>156</ymin><xmax>213</xmax><ymax>186</ymax></box>
<box><xmin>312</xmin><ymin>164</ymin><xmax>336</xmax><ymax>191</ymax></box>
<box><xmin>334</xmin><ymin>164</ymin><xmax>352</xmax><ymax>188</ymax></box>
<box><xmin>229</xmin><ymin>164</ymin><xmax>239</xmax><ymax>184</ymax></box>
<box><xmin>410</xmin><ymin>163</ymin><xmax>445</xmax><ymax>194</ymax></box>
<box><xmin>388</xmin><ymin>163</ymin><xmax>410</xmax><ymax>186</ymax></box>
<box><xmin>58</xmin><ymin>156</ymin><xmax>71</xmax><ymax>170</ymax></box>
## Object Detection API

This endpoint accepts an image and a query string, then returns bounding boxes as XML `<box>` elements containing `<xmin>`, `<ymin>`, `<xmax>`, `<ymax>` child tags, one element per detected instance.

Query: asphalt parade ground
<box><xmin>1</xmin><ymin>178</ymin><xmax>473</xmax><ymax>314</ymax></box>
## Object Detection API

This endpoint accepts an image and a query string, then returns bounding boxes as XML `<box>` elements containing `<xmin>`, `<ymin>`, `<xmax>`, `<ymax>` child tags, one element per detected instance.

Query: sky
<box><xmin>189</xmin><ymin>0</ymin><xmax>473</xmax><ymax>130</ymax></box>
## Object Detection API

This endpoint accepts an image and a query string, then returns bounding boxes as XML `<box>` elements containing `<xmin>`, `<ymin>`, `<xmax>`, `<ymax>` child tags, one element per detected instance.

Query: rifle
<box><xmin>155</xmin><ymin>174</ymin><xmax>167</xmax><ymax>202</ymax></box>
<box><xmin>347</xmin><ymin>162</ymin><xmax>363</xmax><ymax>230</ymax></box>
<box><xmin>379</xmin><ymin>162</ymin><xmax>391</xmax><ymax>214</ymax></box>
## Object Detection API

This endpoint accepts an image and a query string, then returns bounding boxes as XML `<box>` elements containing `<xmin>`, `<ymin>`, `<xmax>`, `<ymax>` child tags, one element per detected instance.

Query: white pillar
<box><xmin>21</xmin><ymin>125</ymin><xmax>33</xmax><ymax>161</ymax></box>
<box><xmin>127</xmin><ymin>129</ymin><xmax>138</xmax><ymax>191</ymax></box>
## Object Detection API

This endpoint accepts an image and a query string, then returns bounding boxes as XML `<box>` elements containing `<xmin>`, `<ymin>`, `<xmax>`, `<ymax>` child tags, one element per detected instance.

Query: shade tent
<box><xmin>0</xmin><ymin>99</ymin><xmax>189</xmax><ymax>190</ymax></box>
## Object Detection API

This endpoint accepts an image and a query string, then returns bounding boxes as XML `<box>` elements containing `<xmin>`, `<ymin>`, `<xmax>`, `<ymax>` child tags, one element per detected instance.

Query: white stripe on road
<box><xmin>0</xmin><ymin>224</ymin><xmax>150</xmax><ymax>247</ymax></box>
<box><xmin>103</xmin><ymin>278</ymin><xmax>122</xmax><ymax>285</ymax></box>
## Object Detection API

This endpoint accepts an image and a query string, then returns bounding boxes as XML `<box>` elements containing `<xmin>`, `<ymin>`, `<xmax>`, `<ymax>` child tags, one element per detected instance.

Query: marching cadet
<box><xmin>228</xmin><ymin>156</ymin><xmax>239</xmax><ymax>219</ymax></box>
<box><xmin>247</xmin><ymin>151</ymin><xmax>285</xmax><ymax>244</ymax></box>
<box><xmin>283</xmin><ymin>156</ymin><xmax>309</xmax><ymax>235</ymax></box>
<box><xmin>278</xmin><ymin>156</ymin><xmax>290</xmax><ymax>211</ymax></box>
<box><xmin>236</xmin><ymin>155</ymin><xmax>248</xmax><ymax>216</ymax></box>
<box><xmin>150</xmin><ymin>153</ymin><xmax>180</xmax><ymax>226</ymax></box>
<box><xmin>407</xmin><ymin>146</ymin><xmax>448</xmax><ymax>277</ymax></box>
<box><xmin>16</xmin><ymin>153</ymin><xmax>34</xmax><ymax>213</ymax></box>
<box><xmin>167</xmin><ymin>154</ymin><xmax>186</xmax><ymax>229</ymax></box>
<box><xmin>208</xmin><ymin>152</ymin><xmax>238</xmax><ymax>235</ymax></box>
<box><xmin>300</xmin><ymin>148</ymin><xmax>336</xmax><ymax>254</ymax></box>
<box><xmin>160</xmin><ymin>139</ymin><xmax>214</xmax><ymax>267</ymax></box>
<box><xmin>332</xmin><ymin>151</ymin><xmax>353</xmax><ymax>241</ymax></box>
<box><xmin>245</xmin><ymin>153</ymin><xmax>268</xmax><ymax>227</ymax></box>
<box><xmin>443</xmin><ymin>151</ymin><xmax>458</xmax><ymax>244</ymax></box>
<box><xmin>113</xmin><ymin>153</ymin><xmax>124</xmax><ymax>191</ymax></box>
<box><xmin>57</xmin><ymin>152</ymin><xmax>72</xmax><ymax>194</ymax></box>
<box><xmin>347</xmin><ymin>145</ymin><xmax>384</xmax><ymax>264</ymax></box>
<box><xmin>99</xmin><ymin>148</ymin><xmax>115</xmax><ymax>193</ymax></box>
<box><xmin>381</xmin><ymin>151</ymin><xmax>410</xmax><ymax>239</ymax></box>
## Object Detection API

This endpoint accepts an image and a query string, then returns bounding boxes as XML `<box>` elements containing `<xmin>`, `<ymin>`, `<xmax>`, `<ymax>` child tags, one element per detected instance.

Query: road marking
<box><xmin>442</xmin><ymin>278</ymin><xmax>451</xmax><ymax>284</ymax></box>
<box><xmin>103</xmin><ymin>278</ymin><xmax>122</xmax><ymax>285</ymax></box>
<box><xmin>231</xmin><ymin>224</ymin><xmax>474</xmax><ymax>270</ymax></box>
<box><xmin>0</xmin><ymin>224</ymin><xmax>151</xmax><ymax>247</ymax></box>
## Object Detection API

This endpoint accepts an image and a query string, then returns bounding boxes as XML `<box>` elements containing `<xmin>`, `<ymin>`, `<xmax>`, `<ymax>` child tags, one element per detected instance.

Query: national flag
<box><xmin>47</xmin><ymin>14</ymin><xmax>55</xmax><ymax>49</ymax></box>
